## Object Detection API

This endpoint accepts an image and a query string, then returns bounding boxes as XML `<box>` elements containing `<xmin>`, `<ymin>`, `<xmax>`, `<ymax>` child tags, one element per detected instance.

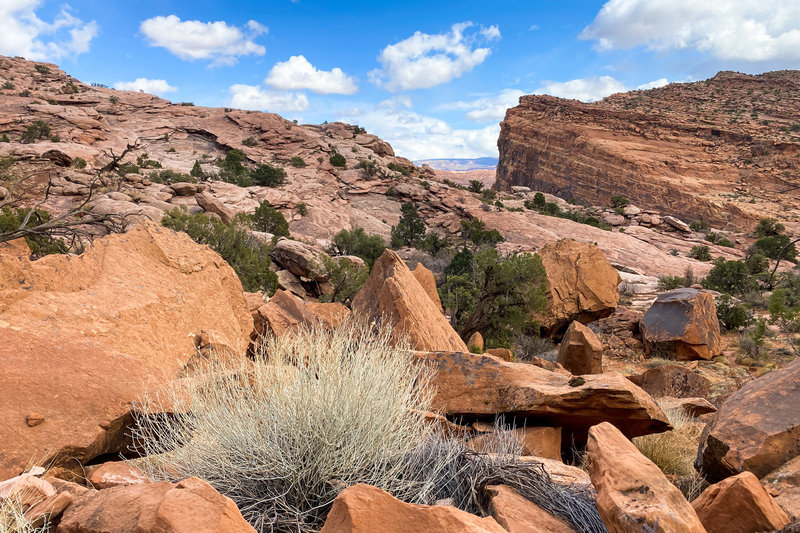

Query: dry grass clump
<box><xmin>0</xmin><ymin>495</ymin><xmax>48</xmax><ymax>533</ymax></box>
<box><xmin>632</xmin><ymin>402</ymin><xmax>702</xmax><ymax>477</ymax></box>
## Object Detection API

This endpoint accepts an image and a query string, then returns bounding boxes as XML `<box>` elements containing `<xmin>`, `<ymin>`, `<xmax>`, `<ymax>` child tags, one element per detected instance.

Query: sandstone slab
<box><xmin>485</xmin><ymin>484</ymin><xmax>575</xmax><ymax>533</ymax></box>
<box><xmin>270</xmin><ymin>238</ymin><xmax>329</xmax><ymax>282</ymax></box>
<box><xmin>411</xmin><ymin>263</ymin><xmax>443</xmax><ymax>312</ymax></box>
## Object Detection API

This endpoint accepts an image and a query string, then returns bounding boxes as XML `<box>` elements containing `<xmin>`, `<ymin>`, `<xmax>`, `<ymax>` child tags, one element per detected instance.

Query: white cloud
<box><xmin>529</xmin><ymin>24</ymin><xmax>540</xmax><ymax>31</ymax></box>
<box><xmin>140</xmin><ymin>15</ymin><xmax>267</xmax><ymax>66</ymax></box>
<box><xmin>534</xmin><ymin>76</ymin><xmax>627</xmax><ymax>102</ymax></box>
<box><xmin>265</xmin><ymin>55</ymin><xmax>358</xmax><ymax>94</ymax></box>
<box><xmin>228</xmin><ymin>84</ymin><xmax>309</xmax><ymax>112</ymax></box>
<box><xmin>369</xmin><ymin>22</ymin><xmax>499</xmax><ymax>92</ymax></box>
<box><xmin>114</xmin><ymin>78</ymin><xmax>177</xmax><ymax>95</ymax></box>
<box><xmin>443</xmin><ymin>88</ymin><xmax>525</xmax><ymax>123</ymax></box>
<box><xmin>0</xmin><ymin>1</ymin><xmax>98</xmax><ymax>61</ymax></box>
<box><xmin>581</xmin><ymin>0</ymin><xmax>800</xmax><ymax>62</ymax></box>
<box><xmin>636</xmin><ymin>78</ymin><xmax>669</xmax><ymax>90</ymax></box>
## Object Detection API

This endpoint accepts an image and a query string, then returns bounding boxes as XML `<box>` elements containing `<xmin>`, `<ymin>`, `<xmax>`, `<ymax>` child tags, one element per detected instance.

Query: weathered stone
<box><xmin>254</xmin><ymin>290</ymin><xmax>319</xmax><ymax>338</ymax></box>
<box><xmin>467</xmin><ymin>331</ymin><xmax>484</xmax><ymax>353</ymax></box>
<box><xmin>663</xmin><ymin>216</ymin><xmax>692</xmax><ymax>233</ymax></box>
<box><xmin>641</xmin><ymin>289</ymin><xmax>722</xmax><ymax>360</ymax></box>
<box><xmin>270</xmin><ymin>238</ymin><xmax>329</xmax><ymax>282</ymax></box>
<box><xmin>762</xmin><ymin>455</ymin><xmax>800</xmax><ymax>521</ymax></box>
<box><xmin>557</xmin><ymin>321</ymin><xmax>603</xmax><ymax>374</ymax></box>
<box><xmin>86</xmin><ymin>461</ymin><xmax>149</xmax><ymax>489</ymax></box>
<box><xmin>412</xmin><ymin>263</ymin><xmax>443</xmax><ymax>312</ymax></box>
<box><xmin>319</xmin><ymin>483</ymin><xmax>505</xmax><ymax>533</ymax></box>
<box><xmin>305</xmin><ymin>302</ymin><xmax>351</xmax><ymax>330</ymax></box>
<box><xmin>195</xmin><ymin>190</ymin><xmax>235</xmax><ymax>224</ymax></box>
<box><xmin>353</xmin><ymin>250</ymin><xmax>468</xmax><ymax>352</ymax></box>
<box><xmin>170</xmin><ymin>182</ymin><xmax>198</xmax><ymax>196</ymax></box>
<box><xmin>587</xmin><ymin>422</ymin><xmax>705</xmax><ymax>533</ymax></box>
<box><xmin>485</xmin><ymin>347</ymin><xmax>513</xmax><ymax>361</ymax></box>
<box><xmin>627</xmin><ymin>364</ymin><xmax>711</xmax><ymax>398</ymax></box>
<box><xmin>0</xmin><ymin>474</ymin><xmax>56</xmax><ymax>508</ymax></box>
<box><xmin>468</xmin><ymin>427</ymin><xmax>561</xmax><ymax>460</ymax></box>
<box><xmin>275</xmin><ymin>269</ymin><xmax>307</xmax><ymax>298</ymax></box>
<box><xmin>485</xmin><ymin>484</ymin><xmax>576</xmax><ymax>533</ymax></box>
<box><xmin>692</xmin><ymin>471</ymin><xmax>789</xmax><ymax>533</ymax></box>
<box><xmin>658</xmin><ymin>396</ymin><xmax>717</xmax><ymax>417</ymax></box>
<box><xmin>697</xmin><ymin>358</ymin><xmax>800</xmax><ymax>482</ymax></box>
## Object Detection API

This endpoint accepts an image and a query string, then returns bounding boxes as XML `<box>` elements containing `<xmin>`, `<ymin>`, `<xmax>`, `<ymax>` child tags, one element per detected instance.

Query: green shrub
<box><xmin>251</xmin><ymin>201</ymin><xmax>289</xmax><ymax>237</ymax></box>
<box><xmin>356</xmin><ymin>159</ymin><xmax>377</xmax><ymax>176</ymax></box>
<box><xmin>689</xmin><ymin>220</ymin><xmax>710</xmax><ymax>232</ymax></box>
<box><xmin>20</xmin><ymin>120</ymin><xmax>50</xmax><ymax>143</ymax></box>
<box><xmin>418</xmin><ymin>232</ymin><xmax>450</xmax><ymax>255</ymax></box>
<box><xmin>320</xmin><ymin>256</ymin><xmax>369</xmax><ymax>304</ymax></box>
<box><xmin>702</xmin><ymin>259</ymin><xmax>758</xmax><ymax>295</ymax></box>
<box><xmin>745</xmin><ymin>252</ymin><xmax>769</xmax><ymax>274</ymax></box>
<box><xmin>0</xmin><ymin>207</ymin><xmax>68</xmax><ymax>258</ymax></box>
<box><xmin>481</xmin><ymin>189</ymin><xmax>497</xmax><ymax>202</ymax></box>
<box><xmin>218</xmin><ymin>149</ymin><xmax>253</xmax><ymax>186</ymax></box>
<box><xmin>657</xmin><ymin>275</ymin><xmax>688</xmax><ymax>291</ymax></box>
<box><xmin>136</xmin><ymin>153</ymin><xmax>162</xmax><ymax>169</ymax></box>
<box><xmin>460</xmin><ymin>217</ymin><xmax>504</xmax><ymax>246</ymax></box>
<box><xmin>291</xmin><ymin>156</ymin><xmax>307</xmax><ymax>168</ymax></box>
<box><xmin>391</xmin><ymin>202</ymin><xmax>426</xmax><ymax>248</ymax></box>
<box><xmin>329</xmin><ymin>152</ymin><xmax>346</xmax><ymax>168</ymax></box>
<box><xmin>716</xmin><ymin>294</ymin><xmax>751</xmax><ymax>330</ymax></box>
<box><xmin>109</xmin><ymin>95</ymin><xmax>119</xmax><ymax>104</ymax></box>
<box><xmin>0</xmin><ymin>157</ymin><xmax>14</xmax><ymax>171</ymax></box>
<box><xmin>117</xmin><ymin>162</ymin><xmax>139</xmax><ymax>175</ymax></box>
<box><xmin>633</xmin><ymin>402</ymin><xmax>699</xmax><ymax>477</ymax></box>
<box><xmin>0</xmin><ymin>134</ymin><xmax>8</xmax><ymax>143</ymax></box>
<box><xmin>242</xmin><ymin>136</ymin><xmax>258</xmax><ymax>147</ymax></box>
<box><xmin>332</xmin><ymin>227</ymin><xmax>386</xmax><ymax>268</ymax></box>
<box><xmin>190</xmin><ymin>160</ymin><xmax>205</xmax><ymax>179</ymax></box>
<box><xmin>468</xmin><ymin>180</ymin><xmax>484</xmax><ymax>193</ymax></box>
<box><xmin>35</xmin><ymin>64</ymin><xmax>50</xmax><ymax>74</ymax></box>
<box><xmin>752</xmin><ymin>234</ymin><xmax>797</xmax><ymax>262</ymax></box>
<box><xmin>71</xmin><ymin>157</ymin><xmax>87</xmax><ymax>169</ymax></box>
<box><xmin>2</xmin><ymin>81</ymin><xmax>14</xmax><ymax>90</ymax></box>
<box><xmin>250</xmin><ymin>164</ymin><xmax>286</xmax><ymax>187</ymax></box>
<box><xmin>387</xmin><ymin>162</ymin><xmax>411</xmax><ymax>177</ymax></box>
<box><xmin>532</xmin><ymin>192</ymin><xmax>546</xmax><ymax>208</ymax></box>
<box><xmin>297</xmin><ymin>202</ymin><xmax>308</xmax><ymax>216</ymax></box>
<box><xmin>148</xmin><ymin>169</ymin><xmax>196</xmax><ymax>184</ymax></box>
<box><xmin>610</xmin><ymin>194</ymin><xmax>629</xmax><ymax>208</ymax></box>
<box><xmin>162</xmin><ymin>209</ymin><xmax>277</xmax><ymax>294</ymax></box>
<box><xmin>755</xmin><ymin>218</ymin><xmax>784</xmax><ymax>237</ymax></box>
<box><xmin>19</xmin><ymin>89</ymin><xmax>31</xmax><ymax>97</ymax></box>
<box><xmin>717</xmin><ymin>238</ymin><xmax>734</xmax><ymax>248</ymax></box>
<box><xmin>688</xmin><ymin>245</ymin><xmax>712</xmax><ymax>261</ymax></box>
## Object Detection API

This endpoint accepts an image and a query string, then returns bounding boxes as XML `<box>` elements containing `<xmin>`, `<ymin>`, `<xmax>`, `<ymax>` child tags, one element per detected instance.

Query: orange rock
<box><xmin>254</xmin><ymin>290</ymin><xmax>319</xmax><ymax>338</ymax></box>
<box><xmin>468</xmin><ymin>427</ymin><xmax>562</xmax><ymax>460</ymax></box>
<box><xmin>485</xmin><ymin>484</ymin><xmax>576</xmax><ymax>533</ymax></box>
<box><xmin>0</xmin><ymin>474</ymin><xmax>56</xmax><ymax>509</ymax></box>
<box><xmin>485</xmin><ymin>347</ymin><xmax>513</xmax><ymax>361</ymax></box>
<box><xmin>640</xmin><ymin>289</ymin><xmax>722</xmax><ymax>360</ymax></box>
<box><xmin>762</xmin><ymin>456</ymin><xmax>800</xmax><ymax>521</ymax></box>
<box><xmin>411</xmin><ymin>263</ymin><xmax>443</xmax><ymax>312</ymax></box>
<box><xmin>352</xmin><ymin>250</ymin><xmax>468</xmax><ymax>352</ymax></box>
<box><xmin>692</xmin><ymin>472</ymin><xmax>789</xmax><ymax>533</ymax></box>
<box><xmin>86</xmin><ymin>461</ymin><xmax>149</xmax><ymax>489</ymax></box>
<box><xmin>657</xmin><ymin>396</ymin><xmax>716</xmax><ymax>417</ymax></box>
<box><xmin>57</xmin><ymin>476</ymin><xmax>255</xmax><ymax>533</ymax></box>
<box><xmin>587</xmin><ymin>422</ymin><xmax>706</xmax><ymax>533</ymax></box>
<box><xmin>319</xmin><ymin>483</ymin><xmax>505</xmax><ymax>533</ymax></box>
<box><xmin>537</xmin><ymin>240</ymin><xmax>620</xmax><ymax>337</ymax></box>
<box><xmin>0</xmin><ymin>237</ymin><xmax>30</xmax><ymax>259</ymax></box>
<box><xmin>627</xmin><ymin>365</ymin><xmax>711</xmax><ymax>398</ymax></box>
<box><xmin>467</xmin><ymin>331</ymin><xmax>484</xmax><ymax>353</ymax></box>
<box><xmin>557</xmin><ymin>321</ymin><xmax>603</xmax><ymax>374</ymax></box>
<box><xmin>306</xmin><ymin>302</ymin><xmax>351</xmax><ymax>329</ymax></box>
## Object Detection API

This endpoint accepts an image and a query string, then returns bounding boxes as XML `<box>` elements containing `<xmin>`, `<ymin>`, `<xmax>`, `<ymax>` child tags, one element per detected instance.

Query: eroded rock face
<box><xmin>692</xmin><ymin>471</ymin><xmax>789</xmax><ymax>533</ymax></box>
<box><xmin>352</xmin><ymin>250</ymin><xmax>468</xmax><ymax>352</ymax></box>
<box><xmin>557</xmin><ymin>321</ymin><xmax>604</xmax><ymax>375</ymax></box>
<box><xmin>696</xmin><ymin>358</ymin><xmax>800</xmax><ymax>483</ymax></box>
<box><xmin>319</xmin><ymin>483</ymin><xmax>505</xmax><ymax>533</ymax></box>
<box><xmin>640</xmin><ymin>289</ymin><xmax>722</xmax><ymax>360</ymax></box>
<box><xmin>587</xmin><ymin>422</ymin><xmax>705</xmax><ymax>533</ymax></box>
<box><xmin>416</xmin><ymin>351</ymin><xmax>670</xmax><ymax>443</ymax></box>
<box><xmin>537</xmin><ymin>240</ymin><xmax>620</xmax><ymax>337</ymax></box>
<box><xmin>0</xmin><ymin>222</ymin><xmax>253</xmax><ymax>479</ymax></box>
<box><xmin>485</xmin><ymin>484</ymin><xmax>575</xmax><ymax>533</ymax></box>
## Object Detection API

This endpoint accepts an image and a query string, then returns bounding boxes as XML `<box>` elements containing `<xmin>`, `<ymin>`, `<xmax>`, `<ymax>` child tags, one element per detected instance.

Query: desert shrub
<box><xmin>702</xmin><ymin>259</ymin><xmax>758</xmax><ymax>296</ymax></box>
<box><xmin>1</xmin><ymin>134</ymin><xmax>9</xmax><ymax>142</ymax></box>
<box><xmin>610</xmin><ymin>194</ymin><xmax>629</xmax><ymax>208</ymax></box>
<box><xmin>755</xmin><ymin>217</ymin><xmax>785</xmax><ymax>237</ymax></box>
<box><xmin>20</xmin><ymin>120</ymin><xmax>50</xmax><ymax>143</ymax></box>
<box><xmin>481</xmin><ymin>189</ymin><xmax>497</xmax><ymax>202</ymax></box>
<box><xmin>657</xmin><ymin>275</ymin><xmax>688</xmax><ymax>291</ymax></box>
<box><xmin>241</xmin><ymin>136</ymin><xmax>258</xmax><ymax>147</ymax></box>
<box><xmin>148</xmin><ymin>169</ymin><xmax>196</xmax><ymax>184</ymax></box>
<box><xmin>190</xmin><ymin>160</ymin><xmax>205</xmax><ymax>179</ymax></box>
<box><xmin>71</xmin><ymin>157</ymin><xmax>87</xmax><ymax>169</ymax></box>
<box><xmin>250</xmin><ymin>201</ymin><xmax>289</xmax><ymax>237</ymax></box>
<box><xmin>387</xmin><ymin>162</ymin><xmax>411</xmax><ymax>177</ymax></box>
<box><xmin>752</xmin><ymin>234</ymin><xmax>797</xmax><ymax>262</ymax></box>
<box><xmin>2</xmin><ymin>80</ymin><xmax>14</xmax><ymax>90</ymax></box>
<box><xmin>250</xmin><ymin>164</ymin><xmax>286</xmax><ymax>187</ymax></box>
<box><xmin>391</xmin><ymin>201</ymin><xmax>426</xmax><ymax>248</ymax></box>
<box><xmin>0</xmin><ymin>207</ymin><xmax>68</xmax><ymax>258</ymax></box>
<box><xmin>117</xmin><ymin>162</ymin><xmax>139</xmax><ymax>175</ymax></box>
<box><xmin>356</xmin><ymin>159</ymin><xmax>377</xmax><ymax>177</ymax></box>
<box><xmin>418</xmin><ymin>232</ymin><xmax>450</xmax><ymax>255</ymax></box>
<box><xmin>688</xmin><ymin>245</ymin><xmax>712</xmax><ymax>261</ymax></box>
<box><xmin>218</xmin><ymin>149</ymin><xmax>252</xmax><ymax>186</ymax></box>
<box><xmin>136</xmin><ymin>153</ymin><xmax>162</xmax><ymax>169</ymax></box>
<box><xmin>0</xmin><ymin>491</ymin><xmax>49</xmax><ymax>533</ymax></box>
<box><xmin>35</xmin><ymin>64</ymin><xmax>50</xmax><ymax>74</ymax></box>
<box><xmin>331</xmin><ymin>227</ymin><xmax>386</xmax><ymax>268</ymax></box>
<box><xmin>745</xmin><ymin>252</ymin><xmax>769</xmax><ymax>274</ymax></box>
<box><xmin>291</xmin><ymin>156</ymin><xmax>307</xmax><ymax>168</ymax></box>
<box><xmin>514</xmin><ymin>335</ymin><xmax>556</xmax><ymax>362</ymax></box>
<box><xmin>296</xmin><ymin>202</ymin><xmax>308</xmax><ymax>216</ymax></box>
<box><xmin>633</xmin><ymin>403</ymin><xmax>700</xmax><ymax>477</ymax></box>
<box><xmin>716</xmin><ymin>294</ymin><xmax>751</xmax><ymax>330</ymax></box>
<box><xmin>108</xmin><ymin>95</ymin><xmax>119</xmax><ymax>104</ymax></box>
<box><xmin>689</xmin><ymin>220</ymin><xmax>710</xmax><ymax>232</ymax></box>
<box><xmin>329</xmin><ymin>152</ymin><xmax>346</xmax><ymax>168</ymax></box>
<box><xmin>320</xmin><ymin>255</ymin><xmax>369</xmax><ymax>304</ymax></box>
<box><xmin>468</xmin><ymin>180</ymin><xmax>484</xmax><ymax>193</ymax></box>
<box><xmin>0</xmin><ymin>157</ymin><xmax>14</xmax><ymax>171</ymax></box>
<box><xmin>460</xmin><ymin>217</ymin><xmax>504</xmax><ymax>246</ymax></box>
<box><xmin>161</xmin><ymin>209</ymin><xmax>277</xmax><ymax>294</ymax></box>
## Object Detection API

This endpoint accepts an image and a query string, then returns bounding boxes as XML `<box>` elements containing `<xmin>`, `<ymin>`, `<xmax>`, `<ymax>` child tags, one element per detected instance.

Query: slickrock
<box><xmin>691</xmin><ymin>471</ymin><xmax>789</xmax><ymax>533</ymax></box>
<box><xmin>411</xmin><ymin>262</ymin><xmax>443</xmax><ymax>312</ymax></box>
<box><xmin>319</xmin><ymin>483</ymin><xmax>506</xmax><ymax>533</ymax></box>
<box><xmin>416</xmin><ymin>351</ymin><xmax>669</xmax><ymax>442</ymax></box>
<box><xmin>57</xmin><ymin>477</ymin><xmax>256</xmax><ymax>533</ymax></box>
<box><xmin>627</xmin><ymin>365</ymin><xmax>711</xmax><ymax>399</ymax></box>
<box><xmin>696</xmin><ymin>358</ymin><xmax>800</xmax><ymax>482</ymax></box>
<box><xmin>557</xmin><ymin>321</ymin><xmax>604</xmax><ymax>374</ymax></box>
<box><xmin>587</xmin><ymin>422</ymin><xmax>706</xmax><ymax>533</ymax></box>
<box><xmin>485</xmin><ymin>484</ymin><xmax>576</xmax><ymax>533</ymax></box>
<box><xmin>352</xmin><ymin>250</ymin><xmax>468</xmax><ymax>352</ymax></box>
<box><xmin>537</xmin><ymin>240</ymin><xmax>620</xmax><ymax>336</ymax></box>
<box><xmin>254</xmin><ymin>289</ymin><xmax>319</xmax><ymax>338</ymax></box>
<box><xmin>640</xmin><ymin>289</ymin><xmax>722</xmax><ymax>360</ymax></box>
<box><xmin>485</xmin><ymin>347</ymin><xmax>514</xmax><ymax>361</ymax></box>
<box><xmin>0</xmin><ymin>221</ymin><xmax>253</xmax><ymax>479</ymax></box>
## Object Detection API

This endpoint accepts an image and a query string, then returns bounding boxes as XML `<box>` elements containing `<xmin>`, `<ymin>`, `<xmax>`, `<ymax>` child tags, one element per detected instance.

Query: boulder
<box><xmin>627</xmin><ymin>364</ymin><xmax>711</xmax><ymax>398</ymax></box>
<box><xmin>57</xmin><ymin>477</ymin><xmax>255</xmax><ymax>533</ymax></box>
<box><xmin>658</xmin><ymin>397</ymin><xmax>717</xmax><ymax>417</ymax></box>
<box><xmin>485</xmin><ymin>347</ymin><xmax>513</xmax><ymax>361</ymax></box>
<box><xmin>762</xmin><ymin>455</ymin><xmax>800</xmax><ymax>521</ymax></box>
<box><xmin>318</xmin><ymin>483</ymin><xmax>505</xmax><ymax>533</ymax></box>
<box><xmin>276</xmin><ymin>269</ymin><xmax>307</xmax><ymax>298</ymax></box>
<box><xmin>416</xmin><ymin>351</ymin><xmax>670</xmax><ymax>443</ymax></box>
<box><xmin>663</xmin><ymin>216</ymin><xmax>692</xmax><ymax>233</ymax></box>
<box><xmin>170</xmin><ymin>182</ymin><xmax>198</xmax><ymax>196</ymax></box>
<box><xmin>254</xmin><ymin>290</ymin><xmax>319</xmax><ymax>338</ymax></box>
<box><xmin>467</xmin><ymin>331</ymin><xmax>484</xmax><ymax>353</ymax></box>
<box><xmin>86</xmin><ymin>461</ymin><xmax>149</xmax><ymax>489</ymax></box>
<box><xmin>557</xmin><ymin>321</ymin><xmax>603</xmax><ymax>375</ymax></box>
<box><xmin>195</xmin><ymin>190</ymin><xmax>235</xmax><ymax>224</ymax></box>
<box><xmin>537</xmin><ymin>240</ymin><xmax>620</xmax><ymax>337</ymax></box>
<box><xmin>0</xmin><ymin>473</ymin><xmax>56</xmax><ymax>508</ymax></box>
<box><xmin>353</xmin><ymin>251</ymin><xmax>468</xmax><ymax>352</ymax></box>
<box><xmin>587</xmin><ymin>422</ymin><xmax>706</xmax><ymax>533</ymax></box>
<box><xmin>468</xmin><ymin>427</ymin><xmax>562</xmax><ymax>460</ymax></box>
<box><xmin>0</xmin><ymin>222</ymin><xmax>253</xmax><ymax>479</ymax></box>
<box><xmin>696</xmin><ymin>358</ymin><xmax>800</xmax><ymax>482</ymax></box>
<box><xmin>691</xmin><ymin>471</ymin><xmax>789</xmax><ymax>533</ymax></box>
<box><xmin>306</xmin><ymin>302</ymin><xmax>351</xmax><ymax>330</ymax></box>
<box><xmin>640</xmin><ymin>289</ymin><xmax>722</xmax><ymax>360</ymax></box>
<box><xmin>485</xmin><ymin>484</ymin><xmax>575</xmax><ymax>533</ymax></box>
<box><xmin>411</xmin><ymin>263</ymin><xmax>443</xmax><ymax>312</ymax></box>
<box><xmin>270</xmin><ymin>238</ymin><xmax>329</xmax><ymax>282</ymax></box>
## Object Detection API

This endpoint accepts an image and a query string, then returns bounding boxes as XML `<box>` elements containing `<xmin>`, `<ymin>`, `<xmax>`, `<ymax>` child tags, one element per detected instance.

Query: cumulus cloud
<box><xmin>228</xmin><ymin>84</ymin><xmax>309</xmax><ymax>112</ymax></box>
<box><xmin>0</xmin><ymin>1</ymin><xmax>98</xmax><ymax>61</ymax></box>
<box><xmin>114</xmin><ymin>78</ymin><xmax>177</xmax><ymax>95</ymax></box>
<box><xmin>369</xmin><ymin>22</ymin><xmax>500</xmax><ymax>92</ymax></box>
<box><xmin>265</xmin><ymin>55</ymin><xmax>358</xmax><ymax>94</ymax></box>
<box><xmin>636</xmin><ymin>78</ymin><xmax>669</xmax><ymax>90</ymax></box>
<box><xmin>581</xmin><ymin>0</ymin><xmax>800</xmax><ymax>62</ymax></box>
<box><xmin>534</xmin><ymin>76</ymin><xmax>627</xmax><ymax>102</ymax></box>
<box><xmin>140</xmin><ymin>15</ymin><xmax>267</xmax><ymax>66</ymax></box>
<box><xmin>443</xmin><ymin>89</ymin><xmax>525</xmax><ymax>123</ymax></box>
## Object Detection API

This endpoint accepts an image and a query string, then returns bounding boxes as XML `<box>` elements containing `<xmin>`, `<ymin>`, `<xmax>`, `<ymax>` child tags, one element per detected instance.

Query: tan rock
<box><xmin>305</xmin><ymin>302</ymin><xmax>351</xmax><ymax>330</ymax></box>
<box><xmin>0</xmin><ymin>474</ymin><xmax>56</xmax><ymax>509</ymax></box>
<box><xmin>696</xmin><ymin>358</ymin><xmax>800</xmax><ymax>482</ymax></box>
<box><xmin>57</xmin><ymin>476</ymin><xmax>256</xmax><ymax>533</ymax></box>
<box><xmin>692</xmin><ymin>471</ymin><xmax>789</xmax><ymax>533</ymax></box>
<box><xmin>417</xmin><ymin>351</ymin><xmax>670</xmax><ymax>442</ymax></box>
<box><xmin>195</xmin><ymin>190</ymin><xmax>235</xmax><ymax>224</ymax></box>
<box><xmin>0</xmin><ymin>222</ymin><xmax>253</xmax><ymax>479</ymax></box>
<box><xmin>86</xmin><ymin>461</ymin><xmax>149</xmax><ymax>489</ymax></box>
<box><xmin>557</xmin><ymin>321</ymin><xmax>603</xmax><ymax>374</ymax></box>
<box><xmin>537</xmin><ymin>240</ymin><xmax>620</xmax><ymax>337</ymax></box>
<box><xmin>353</xmin><ymin>251</ymin><xmax>468</xmax><ymax>352</ymax></box>
<box><xmin>276</xmin><ymin>269</ymin><xmax>307</xmax><ymax>298</ymax></box>
<box><xmin>485</xmin><ymin>484</ymin><xmax>576</xmax><ymax>533</ymax></box>
<box><xmin>319</xmin><ymin>483</ymin><xmax>505</xmax><ymax>533</ymax></box>
<box><xmin>467</xmin><ymin>331</ymin><xmax>484</xmax><ymax>353</ymax></box>
<box><xmin>513</xmin><ymin>456</ymin><xmax>590</xmax><ymax>486</ymax></box>
<box><xmin>468</xmin><ymin>427</ymin><xmax>561</xmax><ymax>460</ymax></box>
<box><xmin>412</xmin><ymin>263</ymin><xmax>443</xmax><ymax>312</ymax></box>
<box><xmin>485</xmin><ymin>347</ymin><xmax>513</xmax><ymax>361</ymax></box>
<box><xmin>254</xmin><ymin>290</ymin><xmax>318</xmax><ymax>338</ymax></box>
<box><xmin>658</xmin><ymin>396</ymin><xmax>717</xmax><ymax>417</ymax></box>
<box><xmin>0</xmin><ymin>237</ymin><xmax>31</xmax><ymax>259</ymax></box>
<box><xmin>587</xmin><ymin>422</ymin><xmax>706</xmax><ymax>533</ymax></box>
<box><xmin>627</xmin><ymin>365</ymin><xmax>711</xmax><ymax>398</ymax></box>
<box><xmin>270</xmin><ymin>238</ymin><xmax>329</xmax><ymax>282</ymax></box>
<box><xmin>762</xmin><ymin>455</ymin><xmax>800</xmax><ymax>521</ymax></box>
<box><xmin>641</xmin><ymin>289</ymin><xmax>722</xmax><ymax>360</ymax></box>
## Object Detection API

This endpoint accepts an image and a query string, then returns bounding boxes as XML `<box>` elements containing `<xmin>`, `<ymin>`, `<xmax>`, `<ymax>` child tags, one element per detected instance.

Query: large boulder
<box><xmin>319</xmin><ymin>483</ymin><xmax>505</xmax><ymax>533</ymax></box>
<box><xmin>557</xmin><ymin>321</ymin><xmax>603</xmax><ymax>374</ymax></box>
<box><xmin>537</xmin><ymin>240</ymin><xmax>620</xmax><ymax>337</ymax></box>
<box><xmin>0</xmin><ymin>221</ymin><xmax>253</xmax><ymax>479</ymax></box>
<box><xmin>253</xmin><ymin>290</ymin><xmax>350</xmax><ymax>339</ymax></box>
<box><xmin>691</xmin><ymin>471</ymin><xmax>789</xmax><ymax>533</ymax></box>
<box><xmin>416</xmin><ymin>351</ymin><xmax>670</xmax><ymax>443</ymax></box>
<box><xmin>195</xmin><ymin>190</ymin><xmax>235</xmax><ymax>224</ymax></box>
<box><xmin>485</xmin><ymin>484</ymin><xmax>575</xmax><ymax>533</ymax></box>
<box><xmin>352</xmin><ymin>251</ymin><xmax>468</xmax><ymax>352</ymax></box>
<box><xmin>696</xmin><ymin>358</ymin><xmax>800</xmax><ymax>483</ymax></box>
<box><xmin>412</xmin><ymin>263</ymin><xmax>443</xmax><ymax>312</ymax></box>
<box><xmin>627</xmin><ymin>365</ymin><xmax>711</xmax><ymax>398</ymax></box>
<box><xmin>270</xmin><ymin>237</ymin><xmax>329</xmax><ymax>282</ymax></box>
<box><xmin>57</xmin><ymin>477</ymin><xmax>256</xmax><ymax>532</ymax></box>
<box><xmin>762</xmin><ymin>455</ymin><xmax>800</xmax><ymax>521</ymax></box>
<box><xmin>587</xmin><ymin>422</ymin><xmax>706</xmax><ymax>533</ymax></box>
<box><xmin>640</xmin><ymin>289</ymin><xmax>722</xmax><ymax>360</ymax></box>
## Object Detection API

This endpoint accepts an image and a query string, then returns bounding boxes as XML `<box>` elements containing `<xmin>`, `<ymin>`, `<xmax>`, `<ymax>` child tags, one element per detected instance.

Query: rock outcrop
<box><xmin>640</xmin><ymin>289</ymin><xmax>722</xmax><ymax>360</ymax></box>
<box><xmin>696</xmin><ymin>358</ymin><xmax>800</xmax><ymax>482</ymax></box>
<box><xmin>557</xmin><ymin>321</ymin><xmax>604</xmax><ymax>374</ymax></box>
<box><xmin>0</xmin><ymin>222</ymin><xmax>253</xmax><ymax>479</ymax></box>
<box><xmin>412</xmin><ymin>263</ymin><xmax>443</xmax><ymax>312</ymax></box>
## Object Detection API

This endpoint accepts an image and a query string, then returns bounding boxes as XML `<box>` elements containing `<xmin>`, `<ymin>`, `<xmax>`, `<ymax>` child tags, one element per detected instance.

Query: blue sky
<box><xmin>3</xmin><ymin>1</ymin><xmax>799</xmax><ymax>159</ymax></box>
